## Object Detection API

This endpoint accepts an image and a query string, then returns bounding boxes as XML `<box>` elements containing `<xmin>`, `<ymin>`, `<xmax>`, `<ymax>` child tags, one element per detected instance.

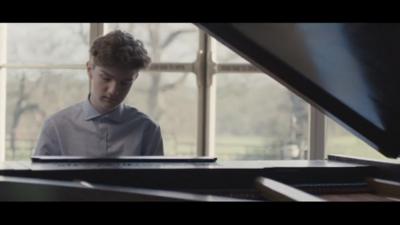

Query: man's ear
<box><xmin>87</xmin><ymin>62</ymin><xmax>93</xmax><ymax>79</ymax></box>
<box><xmin>132</xmin><ymin>72</ymin><xmax>139</xmax><ymax>81</ymax></box>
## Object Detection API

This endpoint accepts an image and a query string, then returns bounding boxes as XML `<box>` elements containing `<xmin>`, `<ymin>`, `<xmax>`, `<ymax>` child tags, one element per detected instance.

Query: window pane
<box><xmin>6</xmin><ymin>70</ymin><xmax>197</xmax><ymax>160</ymax></box>
<box><xmin>106</xmin><ymin>23</ymin><xmax>198</xmax><ymax>63</ymax></box>
<box><xmin>215</xmin><ymin>37</ymin><xmax>249</xmax><ymax>63</ymax></box>
<box><xmin>216</xmin><ymin>73</ymin><xmax>309</xmax><ymax>160</ymax></box>
<box><xmin>326</xmin><ymin>117</ymin><xmax>400</xmax><ymax>162</ymax></box>
<box><xmin>125</xmin><ymin>72</ymin><xmax>197</xmax><ymax>156</ymax></box>
<box><xmin>6</xmin><ymin>69</ymin><xmax>88</xmax><ymax>160</ymax></box>
<box><xmin>7</xmin><ymin>23</ymin><xmax>90</xmax><ymax>64</ymax></box>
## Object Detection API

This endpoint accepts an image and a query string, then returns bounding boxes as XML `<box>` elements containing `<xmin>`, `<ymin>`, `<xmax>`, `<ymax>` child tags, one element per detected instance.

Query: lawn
<box><xmin>5</xmin><ymin>135</ymin><xmax>399</xmax><ymax>162</ymax></box>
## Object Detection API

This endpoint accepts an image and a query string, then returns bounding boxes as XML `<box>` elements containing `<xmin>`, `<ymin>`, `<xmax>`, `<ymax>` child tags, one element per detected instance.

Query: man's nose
<box><xmin>107</xmin><ymin>81</ymin><xmax>120</xmax><ymax>96</ymax></box>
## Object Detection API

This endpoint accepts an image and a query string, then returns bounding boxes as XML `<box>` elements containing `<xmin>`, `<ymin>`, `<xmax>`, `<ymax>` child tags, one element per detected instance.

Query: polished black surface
<box><xmin>2</xmin><ymin>158</ymin><xmax>393</xmax><ymax>201</ymax></box>
<box><xmin>31</xmin><ymin>156</ymin><xmax>217</xmax><ymax>163</ymax></box>
<box><xmin>197</xmin><ymin>23</ymin><xmax>400</xmax><ymax>158</ymax></box>
<box><xmin>0</xmin><ymin>175</ymin><xmax>247</xmax><ymax>201</ymax></box>
<box><xmin>0</xmin><ymin>160</ymin><xmax>375</xmax><ymax>200</ymax></box>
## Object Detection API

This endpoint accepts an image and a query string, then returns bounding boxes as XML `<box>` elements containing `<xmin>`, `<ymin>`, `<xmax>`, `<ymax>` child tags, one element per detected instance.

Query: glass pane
<box><xmin>326</xmin><ymin>117</ymin><xmax>400</xmax><ymax>162</ymax></box>
<box><xmin>6</xmin><ymin>69</ymin><xmax>88</xmax><ymax>160</ymax></box>
<box><xmin>106</xmin><ymin>23</ymin><xmax>198</xmax><ymax>63</ymax></box>
<box><xmin>6</xmin><ymin>69</ymin><xmax>197</xmax><ymax>160</ymax></box>
<box><xmin>125</xmin><ymin>72</ymin><xmax>197</xmax><ymax>156</ymax></box>
<box><xmin>216</xmin><ymin>73</ymin><xmax>309</xmax><ymax>160</ymax></box>
<box><xmin>215</xmin><ymin>37</ymin><xmax>250</xmax><ymax>63</ymax></box>
<box><xmin>7</xmin><ymin>23</ymin><xmax>90</xmax><ymax>64</ymax></box>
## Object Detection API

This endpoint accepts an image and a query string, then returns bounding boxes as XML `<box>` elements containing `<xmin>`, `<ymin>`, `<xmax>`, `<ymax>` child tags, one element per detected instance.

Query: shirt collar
<box><xmin>83</xmin><ymin>95</ymin><xmax>125</xmax><ymax>123</ymax></box>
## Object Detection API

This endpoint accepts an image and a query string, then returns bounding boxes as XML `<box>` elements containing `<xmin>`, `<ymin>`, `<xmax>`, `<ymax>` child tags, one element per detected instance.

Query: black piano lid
<box><xmin>197</xmin><ymin>23</ymin><xmax>400</xmax><ymax>158</ymax></box>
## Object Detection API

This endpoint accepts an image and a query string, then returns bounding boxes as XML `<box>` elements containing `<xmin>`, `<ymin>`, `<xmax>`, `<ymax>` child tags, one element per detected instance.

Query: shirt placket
<box><xmin>99</xmin><ymin>118</ymin><xmax>108</xmax><ymax>153</ymax></box>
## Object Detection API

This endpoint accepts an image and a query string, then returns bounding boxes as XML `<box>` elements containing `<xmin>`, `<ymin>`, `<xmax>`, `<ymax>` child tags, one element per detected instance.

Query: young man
<box><xmin>34</xmin><ymin>30</ymin><xmax>164</xmax><ymax>157</ymax></box>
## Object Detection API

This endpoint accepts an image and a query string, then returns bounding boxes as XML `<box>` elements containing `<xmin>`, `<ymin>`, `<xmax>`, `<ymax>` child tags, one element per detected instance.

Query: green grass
<box><xmin>5</xmin><ymin>139</ymin><xmax>34</xmax><ymax>161</ymax></box>
<box><xmin>326</xmin><ymin>135</ymin><xmax>399</xmax><ymax>162</ymax></box>
<box><xmin>6</xmin><ymin>149</ymin><xmax>32</xmax><ymax>161</ymax></box>
<box><xmin>165</xmin><ymin>135</ymin><xmax>283</xmax><ymax>160</ymax></box>
<box><xmin>5</xmin><ymin>135</ymin><xmax>400</xmax><ymax>162</ymax></box>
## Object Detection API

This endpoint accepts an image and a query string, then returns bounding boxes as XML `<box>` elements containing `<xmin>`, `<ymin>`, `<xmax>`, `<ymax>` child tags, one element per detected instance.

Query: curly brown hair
<box><xmin>90</xmin><ymin>30</ymin><xmax>151</xmax><ymax>71</ymax></box>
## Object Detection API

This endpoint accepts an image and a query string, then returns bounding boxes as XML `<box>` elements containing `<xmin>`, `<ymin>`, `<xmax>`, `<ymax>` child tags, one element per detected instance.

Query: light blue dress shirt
<box><xmin>33</xmin><ymin>99</ymin><xmax>164</xmax><ymax>157</ymax></box>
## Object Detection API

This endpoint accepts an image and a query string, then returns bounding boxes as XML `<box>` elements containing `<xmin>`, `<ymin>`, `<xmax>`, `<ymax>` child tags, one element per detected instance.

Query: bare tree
<box><xmin>8</xmin><ymin>24</ymin><xmax>88</xmax><ymax>159</ymax></box>
<box><xmin>8</xmin><ymin>23</ymin><xmax>195</xmax><ymax>158</ymax></box>
<box><xmin>9</xmin><ymin>73</ymin><xmax>46</xmax><ymax>158</ymax></box>
<box><xmin>78</xmin><ymin>23</ymin><xmax>89</xmax><ymax>46</ymax></box>
<box><xmin>144</xmin><ymin>24</ymin><xmax>195</xmax><ymax>121</ymax></box>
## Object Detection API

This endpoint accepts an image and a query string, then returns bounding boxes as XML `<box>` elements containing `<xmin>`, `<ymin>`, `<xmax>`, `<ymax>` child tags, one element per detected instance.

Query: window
<box><xmin>215</xmin><ymin>39</ymin><xmax>248</xmax><ymax>63</ymax></box>
<box><xmin>214</xmin><ymin>41</ymin><xmax>309</xmax><ymax>160</ymax></box>
<box><xmin>215</xmin><ymin>73</ymin><xmax>309</xmax><ymax>160</ymax></box>
<box><xmin>106</xmin><ymin>23</ymin><xmax>199</xmax><ymax>156</ymax></box>
<box><xmin>7</xmin><ymin>23</ymin><xmax>89</xmax><ymax>64</ymax></box>
<box><xmin>106</xmin><ymin>23</ymin><xmax>198</xmax><ymax>63</ymax></box>
<box><xmin>5</xmin><ymin>23</ymin><xmax>89</xmax><ymax>160</ymax></box>
<box><xmin>6</xmin><ymin>69</ymin><xmax>87</xmax><ymax>159</ymax></box>
<box><xmin>3</xmin><ymin>23</ymin><xmax>386</xmax><ymax>162</ymax></box>
<box><xmin>326</xmin><ymin>117</ymin><xmax>399</xmax><ymax>162</ymax></box>
<box><xmin>125</xmin><ymin>72</ymin><xmax>197</xmax><ymax>156</ymax></box>
<box><xmin>4</xmin><ymin>23</ymin><xmax>199</xmax><ymax>160</ymax></box>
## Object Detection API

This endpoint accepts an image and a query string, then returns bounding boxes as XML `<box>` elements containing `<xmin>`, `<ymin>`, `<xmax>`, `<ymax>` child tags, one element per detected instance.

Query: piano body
<box><xmin>1</xmin><ymin>23</ymin><xmax>400</xmax><ymax>201</ymax></box>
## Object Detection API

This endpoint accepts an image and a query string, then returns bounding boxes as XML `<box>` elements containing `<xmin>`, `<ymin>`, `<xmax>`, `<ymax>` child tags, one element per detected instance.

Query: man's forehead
<box><xmin>98</xmin><ymin>66</ymin><xmax>139</xmax><ymax>78</ymax></box>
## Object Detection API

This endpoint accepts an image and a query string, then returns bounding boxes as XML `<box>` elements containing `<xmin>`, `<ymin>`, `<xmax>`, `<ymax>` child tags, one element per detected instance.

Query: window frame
<box><xmin>0</xmin><ymin>23</ymin><xmax>325</xmax><ymax>161</ymax></box>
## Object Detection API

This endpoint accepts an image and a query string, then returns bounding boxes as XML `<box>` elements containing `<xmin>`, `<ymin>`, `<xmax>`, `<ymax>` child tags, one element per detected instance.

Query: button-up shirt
<box><xmin>33</xmin><ymin>99</ymin><xmax>164</xmax><ymax>157</ymax></box>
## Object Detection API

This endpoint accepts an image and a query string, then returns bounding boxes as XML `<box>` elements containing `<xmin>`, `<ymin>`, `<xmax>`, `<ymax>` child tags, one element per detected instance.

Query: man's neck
<box><xmin>88</xmin><ymin>94</ymin><xmax>120</xmax><ymax>115</ymax></box>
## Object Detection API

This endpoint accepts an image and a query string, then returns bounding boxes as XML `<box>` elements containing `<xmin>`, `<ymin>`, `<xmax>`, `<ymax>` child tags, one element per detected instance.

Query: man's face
<box><xmin>87</xmin><ymin>62</ymin><xmax>138</xmax><ymax>113</ymax></box>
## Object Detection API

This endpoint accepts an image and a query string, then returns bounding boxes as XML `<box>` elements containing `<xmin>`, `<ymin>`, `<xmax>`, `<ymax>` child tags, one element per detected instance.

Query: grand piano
<box><xmin>1</xmin><ymin>23</ymin><xmax>400</xmax><ymax>201</ymax></box>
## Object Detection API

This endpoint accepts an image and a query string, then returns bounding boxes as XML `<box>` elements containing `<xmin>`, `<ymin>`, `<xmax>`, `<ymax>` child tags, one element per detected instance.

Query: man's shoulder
<box><xmin>124</xmin><ymin>105</ymin><xmax>159</xmax><ymax>127</ymax></box>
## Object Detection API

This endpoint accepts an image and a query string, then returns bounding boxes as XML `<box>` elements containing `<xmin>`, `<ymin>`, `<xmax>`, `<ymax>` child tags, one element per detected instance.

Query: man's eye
<box><xmin>121</xmin><ymin>81</ymin><xmax>132</xmax><ymax>86</ymax></box>
<box><xmin>102</xmin><ymin>77</ymin><xmax>111</xmax><ymax>82</ymax></box>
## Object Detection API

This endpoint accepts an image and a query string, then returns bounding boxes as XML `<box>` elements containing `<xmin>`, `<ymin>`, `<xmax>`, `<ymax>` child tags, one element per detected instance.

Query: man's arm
<box><xmin>142</xmin><ymin>124</ymin><xmax>164</xmax><ymax>156</ymax></box>
<box><xmin>33</xmin><ymin>119</ymin><xmax>61</xmax><ymax>156</ymax></box>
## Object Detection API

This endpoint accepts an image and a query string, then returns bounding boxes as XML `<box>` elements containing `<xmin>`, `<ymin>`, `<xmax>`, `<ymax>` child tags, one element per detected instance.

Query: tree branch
<box><xmin>159</xmin><ymin>73</ymin><xmax>189</xmax><ymax>92</ymax></box>
<box><xmin>21</xmin><ymin>103</ymin><xmax>39</xmax><ymax>114</ymax></box>
<box><xmin>161</xmin><ymin>29</ymin><xmax>195</xmax><ymax>49</ymax></box>
<box><xmin>78</xmin><ymin>23</ymin><xmax>89</xmax><ymax>45</ymax></box>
